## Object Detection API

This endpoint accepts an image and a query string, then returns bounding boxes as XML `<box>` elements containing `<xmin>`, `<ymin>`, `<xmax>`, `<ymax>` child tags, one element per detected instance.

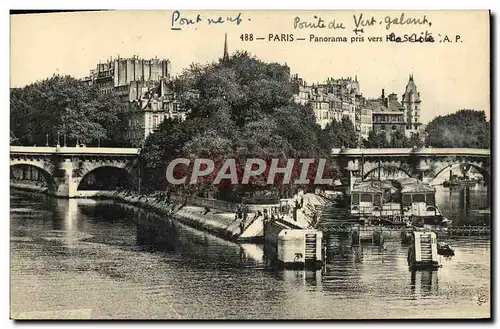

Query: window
<box><xmin>373</xmin><ymin>194</ymin><xmax>381</xmax><ymax>205</ymax></box>
<box><xmin>426</xmin><ymin>194</ymin><xmax>435</xmax><ymax>204</ymax></box>
<box><xmin>402</xmin><ymin>195</ymin><xmax>411</xmax><ymax>205</ymax></box>
<box><xmin>360</xmin><ymin>194</ymin><xmax>372</xmax><ymax>203</ymax></box>
<box><xmin>413</xmin><ymin>194</ymin><xmax>425</xmax><ymax>203</ymax></box>
<box><xmin>392</xmin><ymin>125</ymin><xmax>397</xmax><ymax>130</ymax></box>
<box><xmin>352</xmin><ymin>194</ymin><xmax>359</xmax><ymax>204</ymax></box>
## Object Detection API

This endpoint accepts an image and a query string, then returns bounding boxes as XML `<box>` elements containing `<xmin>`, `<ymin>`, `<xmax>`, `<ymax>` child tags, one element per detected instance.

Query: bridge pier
<box><xmin>345</xmin><ymin>159</ymin><xmax>360</xmax><ymax>195</ymax></box>
<box><xmin>51</xmin><ymin>159</ymin><xmax>78</xmax><ymax>198</ymax></box>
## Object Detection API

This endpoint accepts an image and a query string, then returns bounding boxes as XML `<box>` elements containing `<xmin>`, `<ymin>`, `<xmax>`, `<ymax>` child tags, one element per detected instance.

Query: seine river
<box><xmin>10</xmin><ymin>187</ymin><xmax>490</xmax><ymax>319</ymax></box>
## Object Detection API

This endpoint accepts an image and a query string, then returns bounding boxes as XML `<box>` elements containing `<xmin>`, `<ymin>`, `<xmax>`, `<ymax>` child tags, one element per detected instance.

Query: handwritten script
<box><xmin>171</xmin><ymin>11</ymin><xmax>247</xmax><ymax>31</ymax></box>
<box><xmin>293</xmin><ymin>12</ymin><xmax>432</xmax><ymax>34</ymax></box>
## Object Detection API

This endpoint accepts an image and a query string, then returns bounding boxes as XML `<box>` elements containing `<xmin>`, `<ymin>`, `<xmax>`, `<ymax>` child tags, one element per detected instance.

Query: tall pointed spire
<box><xmin>223</xmin><ymin>33</ymin><xmax>229</xmax><ymax>63</ymax></box>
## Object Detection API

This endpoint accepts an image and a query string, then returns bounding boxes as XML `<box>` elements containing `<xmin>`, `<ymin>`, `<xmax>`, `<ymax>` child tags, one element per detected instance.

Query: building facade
<box><xmin>82</xmin><ymin>56</ymin><xmax>190</xmax><ymax>146</ymax></box>
<box><xmin>82</xmin><ymin>56</ymin><xmax>172</xmax><ymax>96</ymax></box>
<box><xmin>359</xmin><ymin>106</ymin><xmax>373</xmax><ymax>141</ymax></box>
<box><xmin>401</xmin><ymin>74</ymin><xmax>423</xmax><ymax>138</ymax></box>
<box><xmin>370</xmin><ymin>90</ymin><xmax>406</xmax><ymax>143</ymax></box>
<box><xmin>292</xmin><ymin>75</ymin><xmax>362</xmax><ymax>130</ymax></box>
<box><xmin>292</xmin><ymin>73</ymin><xmax>422</xmax><ymax>145</ymax></box>
<box><xmin>126</xmin><ymin>80</ymin><xmax>192</xmax><ymax>146</ymax></box>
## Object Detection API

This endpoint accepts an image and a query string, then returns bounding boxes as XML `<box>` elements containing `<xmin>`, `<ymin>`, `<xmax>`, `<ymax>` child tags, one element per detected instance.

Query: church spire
<box><xmin>222</xmin><ymin>33</ymin><xmax>229</xmax><ymax>63</ymax></box>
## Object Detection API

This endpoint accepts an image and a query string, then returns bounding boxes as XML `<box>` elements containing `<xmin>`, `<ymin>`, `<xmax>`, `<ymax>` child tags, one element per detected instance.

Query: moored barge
<box><xmin>350</xmin><ymin>177</ymin><xmax>451</xmax><ymax>227</ymax></box>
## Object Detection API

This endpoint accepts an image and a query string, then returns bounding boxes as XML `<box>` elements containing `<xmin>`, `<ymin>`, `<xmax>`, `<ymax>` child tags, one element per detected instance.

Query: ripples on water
<box><xmin>10</xmin><ymin>190</ymin><xmax>491</xmax><ymax>319</ymax></box>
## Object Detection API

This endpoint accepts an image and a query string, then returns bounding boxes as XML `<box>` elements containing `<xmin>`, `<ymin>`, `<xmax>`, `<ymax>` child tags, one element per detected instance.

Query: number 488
<box><xmin>240</xmin><ymin>34</ymin><xmax>254</xmax><ymax>41</ymax></box>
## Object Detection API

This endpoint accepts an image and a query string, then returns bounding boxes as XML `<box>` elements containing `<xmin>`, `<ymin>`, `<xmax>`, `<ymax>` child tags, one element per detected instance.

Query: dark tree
<box><xmin>425</xmin><ymin>109</ymin><xmax>490</xmax><ymax>148</ymax></box>
<box><xmin>141</xmin><ymin>52</ymin><xmax>336</xmax><ymax>199</ymax></box>
<box><xmin>10</xmin><ymin>75</ymin><xmax>126</xmax><ymax>146</ymax></box>
<box><xmin>363</xmin><ymin>130</ymin><xmax>390</xmax><ymax>148</ymax></box>
<box><xmin>320</xmin><ymin>118</ymin><xmax>359</xmax><ymax>149</ymax></box>
<box><xmin>363</xmin><ymin>129</ymin><xmax>425</xmax><ymax>148</ymax></box>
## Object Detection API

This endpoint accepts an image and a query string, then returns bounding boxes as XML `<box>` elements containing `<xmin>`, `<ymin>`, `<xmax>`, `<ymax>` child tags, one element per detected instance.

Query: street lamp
<box><xmin>63</xmin><ymin>123</ymin><xmax>67</xmax><ymax>147</ymax></box>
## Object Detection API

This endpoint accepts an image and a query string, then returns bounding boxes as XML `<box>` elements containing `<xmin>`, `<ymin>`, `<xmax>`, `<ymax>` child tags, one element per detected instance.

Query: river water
<box><xmin>10</xmin><ymin>188</ymin><xmax>490</xmax><ymax>319</ymax></box>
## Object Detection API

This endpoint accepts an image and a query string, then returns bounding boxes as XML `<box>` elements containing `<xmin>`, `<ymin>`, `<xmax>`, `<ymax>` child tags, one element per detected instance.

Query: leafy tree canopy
<box><xmin>10</xmin><ymin>75</ymin><xmax>126</xmax><ymax>146</ymax></box>
<box><xmin>320</xmin><ymin>117</ymin><xmax>359</xmax><ymax>149</ymax></box>
<box><xmin>425</xmin><ymin>109</ymin><xmax>490</xmax><ymax>148</ymax></box>
<box><xmin>363</xmin><ymin>129</ymin><xmax>424</xmax><ymax>148</ymax></box>
<box><xmin>141</xmin><ymin>52</ymin><xmax>336</xmax><ymax>197</ymax></box>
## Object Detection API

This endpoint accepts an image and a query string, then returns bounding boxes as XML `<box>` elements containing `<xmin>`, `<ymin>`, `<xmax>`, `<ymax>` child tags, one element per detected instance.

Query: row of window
<box><xmin>97</xmin><ymin>80</ymin><xmax>114</xmax><ymax>88</ymax></box>
<box><xmin>377</xmin><ymin>125</ymin><xmax>402</xmax><ymax>131</ymax></box>
<box><xmin>143</xmin><ymin>101</ymin><xmax>181</xmax><ymax>112</ymax></box>
<box><xmin>352</xmin><ymin>193</ymin><xmax>382</xmax><ymax>205</ymax></box>
<box><xmin>315</xmin><ymin>110</ymin><xmax>346</xmax><ymax>121</ymax></box>
<box><xmin>311</xmin><ymin>101</ymin><xmax>353</xmax><ymax>111</ymax></box>
<box><xmin>373</xmin><ymin>116</ymin><xmax>405</xmax><ymax>123</ymax></box>
<box><xmin>402</xmin><ymin>194</ymin><xmax>435</xmax><ymax>205</ymax></box>
<box><xmin>352</xmin><ymin>193</ymin><xmax>435</xmax><ymax>205</ymax></box>
<box><xmin>99</xmin><ymin>89</ymin><xmax>114</xmax><ymax>95</ymax></box>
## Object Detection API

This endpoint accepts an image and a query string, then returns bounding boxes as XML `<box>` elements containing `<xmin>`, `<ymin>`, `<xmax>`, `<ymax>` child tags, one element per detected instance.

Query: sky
<box><xmin>10</xmin><ymin>10</ymin><xmax>490</xmax><ymax>124</ymax></box>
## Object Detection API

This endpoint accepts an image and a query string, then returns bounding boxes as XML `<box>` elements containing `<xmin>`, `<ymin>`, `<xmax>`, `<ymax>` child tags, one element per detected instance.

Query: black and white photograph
<box><xmin>8</xmin><ymin>9</ymin><xmax>491</xmax><ymax>320</ymax></box>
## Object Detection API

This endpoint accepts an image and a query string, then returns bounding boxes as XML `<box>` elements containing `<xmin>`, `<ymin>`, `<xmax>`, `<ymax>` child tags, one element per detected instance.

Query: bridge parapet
<box><xmin>331</xmin><ymin>148</ymin><xmax>490</xmax><ymax>158</ymax></box>
<box><xmin>10</xmin><ymin>146</ymin><xmax>141</xmax><ymax>156</ymax></box>
<box><xmin>330</xmin><ymin>148</ymin><xmax>490</xmax><ymax>184</ymax></box>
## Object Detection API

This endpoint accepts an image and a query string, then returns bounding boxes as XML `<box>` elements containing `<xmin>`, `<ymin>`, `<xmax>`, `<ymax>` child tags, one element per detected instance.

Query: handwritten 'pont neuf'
<box><xmin>171</xmin><ymin>11</ymin><xmax>245</xmax><ymax>30</ymax></box>
<box><xmin>294</xmin><ymin>13</ymin><xmax>431</xmax><ymax>30</ymax></box>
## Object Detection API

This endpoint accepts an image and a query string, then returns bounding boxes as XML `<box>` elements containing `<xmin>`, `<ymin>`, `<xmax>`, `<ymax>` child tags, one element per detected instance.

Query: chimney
<box><xmin>381</xmin><ymin>89</ymin><xmax>385</xmax><ymax>100</ymax></box>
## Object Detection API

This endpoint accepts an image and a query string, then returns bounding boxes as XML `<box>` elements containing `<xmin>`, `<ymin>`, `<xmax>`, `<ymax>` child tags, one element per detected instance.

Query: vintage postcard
<box><xmin>10</xmin><ymin>10</ymin><xmax>490</xmax><ymax>320</ymax></box>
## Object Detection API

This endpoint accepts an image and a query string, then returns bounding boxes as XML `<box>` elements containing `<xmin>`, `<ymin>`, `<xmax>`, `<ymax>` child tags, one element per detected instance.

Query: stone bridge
<box><xmin>330</xmin><ymin>148</ymin><xmax>490</xmax><ymax>188</ymax></box>
<box><xmin>10</xmin><ymin>146</ymin><xmax>491</xmax><ymax>198</ymax></box>
<box><xmin>10</xmin><ymin>146</ymin><xmax>141</xmax><ymax>198</ymax></box>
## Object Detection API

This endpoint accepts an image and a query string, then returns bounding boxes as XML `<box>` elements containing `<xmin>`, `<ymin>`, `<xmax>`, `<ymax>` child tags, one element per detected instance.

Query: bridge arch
<box><xmin>363</xmin><ymin>165</ymin><xmax>413</xmax><ymax>181</ymax></box>
<box><xmin>10</xmin><ymin>162</ymin><xmax>58</xmax><ymax>192</ymax></box>
<box><xmin>432</xmin><ymin>162</ymin><xmax>489</xmax><ymax>183</ymax></box>
<box><xmin>77</xmin><ymin>166</ymin><xmax>134</xmax><ymax>191</ymax></box>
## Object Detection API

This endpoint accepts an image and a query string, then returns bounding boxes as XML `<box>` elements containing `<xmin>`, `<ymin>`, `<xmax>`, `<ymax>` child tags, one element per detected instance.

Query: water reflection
<box><xmin>136</xmin><ymin>214</ymin><xmax>178</xmax><ymax>253</ymax></box>
<box><xmin>409</xmin><ymin>270</ymin><xmax>439</xmax><ymax>299</ymax></box>
<box><xmin>10</xmin><ymin>190</ymin><xmax>491</xmax><ymax>319</ymax></box>
<box><xmin>434</xmin><ymin>185</ymin><xmax>489</xmax><ymax>225</ymax></box>
<box><xmin>56</xmin><ymin>199</ymin><xmax>79</xmax><ymax>231</ymax></box>
<box><xmin>277</xmin><ymin>270</ymin><xmax>323</xmax><ymax>289</ymax></box>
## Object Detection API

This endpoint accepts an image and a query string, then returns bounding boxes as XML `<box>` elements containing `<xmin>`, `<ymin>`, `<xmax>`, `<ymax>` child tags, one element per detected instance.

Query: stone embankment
<box><xmin>10</xmin><ymin>182</ymin><xmax>264</xmax><ymax>241</ymax></box>
<box><xmin>10</xmin><ymin>182</ymin><xmax>332</xmax><ymax>243</ymax></box>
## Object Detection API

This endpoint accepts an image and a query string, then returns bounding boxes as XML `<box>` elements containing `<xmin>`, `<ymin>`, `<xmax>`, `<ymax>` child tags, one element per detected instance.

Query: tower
<box><xmin>222</xmin><ymin>33</ymin><xmax>229</xmax><ymax>63</ymax></box>
<box><xmin>401</xmin><ymin>74</ymin><xmax>422</xmax><ymax>138</ymax></box>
